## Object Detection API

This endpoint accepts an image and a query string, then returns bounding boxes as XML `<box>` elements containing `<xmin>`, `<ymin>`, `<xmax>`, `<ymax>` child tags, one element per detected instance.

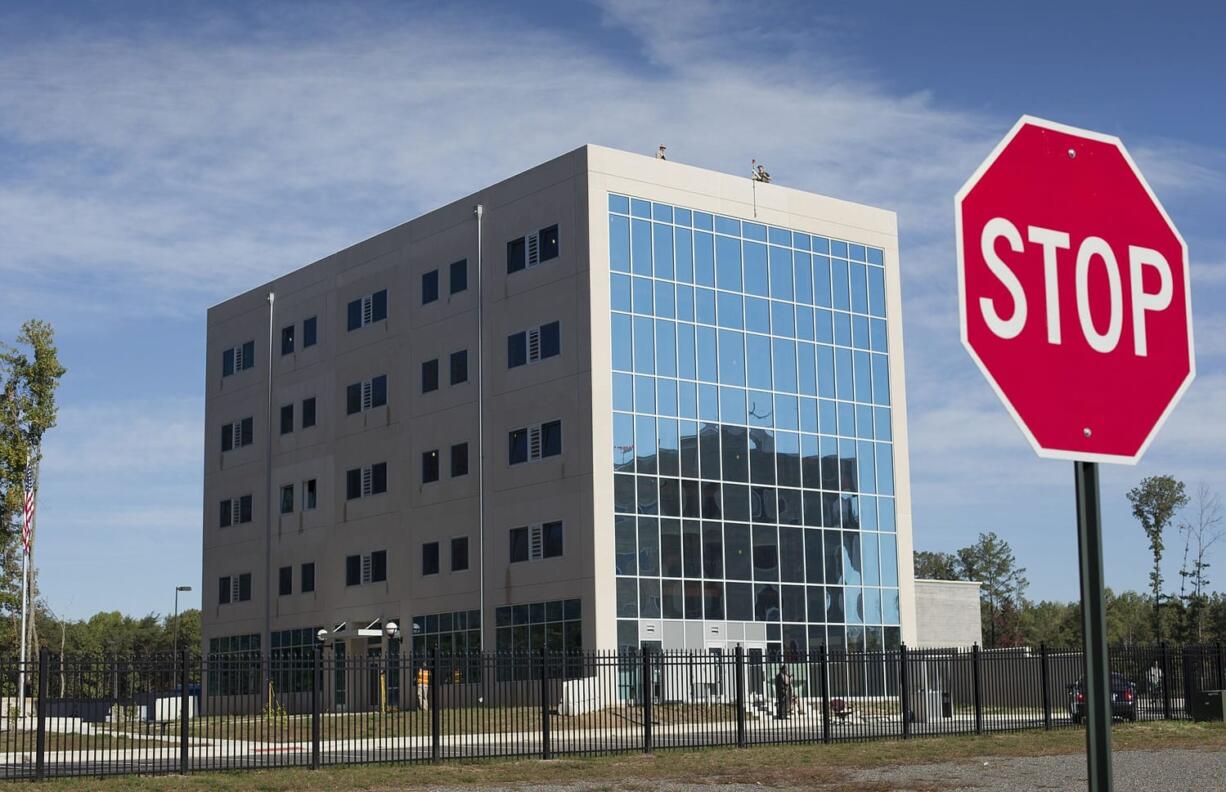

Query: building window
<box><xmin>280</xmin><ymin>484</ymin><xmax>294</xmax><ymax>514</ymax></box>
<box><xmin>238</xmin><ymin>573</ymin><xmax>251</xmax><ymax>601</ymax></box>
<box><xmin>410</xmin><ymin>609</ymin><xmax>481</xmax><ymax>656</ymax></box>
<box><xmin>222</xmin><ymin>340</ymin><xmax>256</xmax><ymax>377</ymax></box>
<box><xmin>280</xmin><ymin>403</ymin><xmax>294</xmax><ymax>435</ymax></box>
<box><xmin>281</xmin><ymin>325</ymin><xmax>295</xmax><ymax>356</ymax></box>
<box><xmin>303</xmin><ymin>317</ymin><xmax>317</xmax><ymax>348</ymax></box>
<box><xmin>451</xmin><ymin>537</ymin><xmax>469</xmax><ymax>572</ymax></box>
<box><xmin>508</xmin><ymin>420</ymin><xmax>562</xmax><ymax>465</ymax></box>
<box><xmin>507</xmin><ymin>226</ymin><xmax>560</xmax><ymax>274</ymax></box>
<box><xmin>302</xmin><ymin>397</ymin><xmax>316</xmax><ymax>428</ymax></box>
<box><xmin>346</xmin><ymin>550</ymin><xmax>387</xmax><ymax>586</ymax></box>
<box><xmin>218</xmin><ymin>576</ymin><xmax>231</xmax><ymax>605</ymax></box>
<box><xmin>450</xmin><ymin>350</ymin><xmax>468</xmax><ymax>385</ymax></box>
<box><xmin>279</xmin><ymin>566</ymin><xmax>292</xmax><ymax>596</ymax></box>
<box><xmin>422</xmin><ymin>542</ymin><xmax>439</xmax><ymax>576</ymax></box>
<box><xmin>450</xmin><ymin>442</ymin><xmax>468</xmax><ymax>477</ymax></box>
<box><xmin>220</xmin><ymin>496</ymin><xmax>252</xmax><ymax>527</ymax></box>
<box><xmin>347</xmin><ymin>374</ymin><xmax>388</xmax><ymax>414</ymax></box>
<box><xmin>301</xmin><ymin>562</ymin><xmax>315</xmax><ymax>593</ymax></box>
<box><xmin>508</xmin><ymin>321</ymin><xmax>561</xmax><ymax>368</ymax></box>
<box><xmin>422</xmin><ymin>270</ymin><xmax>439</xmax><ymax>304</ymax></box>
<box><xmin>221</xmin><ymin>417</ymin><xmax>254</xmax><ymax>452</ymax></box>
<box><xmin>422</xmin><ymin>449</ymin><xmax>439</xmax><ymax>483</ymax></box>
<box><xmin>494</xmin><ymin>598</ymin><xmax>581</xmax><ymax>671</ymax></box>
<box><xmin>450</xmin><ymin>259</ymin><xmax>467</xmax><ymax>294</ymax></box>
<box><xmin>509</xmin><ymin>521</ymin><xmax>564</xmax><ymax>563</ymax></box>
<box><xmin>303</xmin><ymin>479</ymin><xmax>317</xmax><ymax>510</ymax></box>
<box><xmin>346</xmin><ymin>462</ymin><xmax>388</xmax><ymax>499</ymax></box>
<box><xmin>421</xmin><ymin>359</ymin><xmax>438</xmax><ymax>393</ymax></box>
<box><xmin>347</xmin><ymin>289</ymin><xmax>388</xmax><ymax>331</ymax></box>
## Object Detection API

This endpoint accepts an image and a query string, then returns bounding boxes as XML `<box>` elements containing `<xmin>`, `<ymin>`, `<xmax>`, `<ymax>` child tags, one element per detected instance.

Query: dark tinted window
<box><xmin>541</xmin><ymin>420</ymin><xmax>562</xmax><ymax>457</ymax></box>
<box><xmin>239</xmin><ymin>495</ymin><xmax>252</xmax><ymax>523</ymax></box>
<box><xmin>450</xmin><ymin>350</ymin><xmax>468</xmax><ymax>385</ymax></box>
<box><xmin>451</xmin><ymin>537</ymin><xmax>469</xmax><ymax>571</ymax></box>
<box><xmin>346</xmin><ymin>555</ymin><xmax>361</xmax><ymax>586</ymax></box>
<box><xmin>303</xmin><ymin>317</ymin><xmax>317</xmax><ymax>347</ymax></box>
<box><xmin>279</xmin><ymin>485</ymin><xmax>294</xmax><ymax>514</ymax></box>
<box><xmin>422</xmin><ymin>359</ymin><xmax>438</xmax><ymax>393</ymax></box>
<box><xmin>371</xmin><ymin>374</ymin><xmax>387</xmax><ymax>408</ymax></box>
<box><xmin>347</xmin><ymin>383</ymin><xmax>362</xmax><ymax>415</ymax></box>
<box><xmin>371</xmin><ymin>550</ymin><xmax>387</xmax><ymax>582</ymax></box>
<box><xmin>302</xmin><ymin>397</ymin><xmax>316</xmax><ymax>428</ymax></box>
<box><xmin>371</xmin><ymin>462</ymin><xmax>387</xmax><ymax>495</ymax></box>
<box><xmin>221</xmin><ymin>423</ymin><xmax>233</xmax><ymax>452</ymax></box>
<box><xmin>219</xmin><ymin>500</ymin><xmax>232</xmax><ymax>528</ymax></box>
<box><xmin>346</xmin><ymin>468</ymin><xmax>361</xmax><ymax>500</ymax></box>
<box><xmin>539</xmin><ymin>225</ymin><xmax>559</xmax><ymax>261</ymax></box>
<box><xmin>450</xmin><ymin>259</ymin><xmax>467</xmax><ymax>294</ymax></box>
<box><xmin>422</xmin><ymin>270</ymin><xmax>439</xmax><ymax>304</ymax></box>
<box><xmin>238</xmin><ymin>573</ymin><xmax>252</xmax><ymax>601</ymax></box>
<box><xmin>280</xmin><ymin>404</ymin><xmax>293</xmax><ymax>435</ymax></box>
<box><xmin>507</xmin><ymin>237</ymin><xmax>526</xmax><ymax>273</ymax></box>
<box><xmin>543</xmin><ymin>521</ymin><xmax>564</xmax><ymax>558</ymax></box>
<box><xmin>509</xmin><ymin>428</ymin><xmax>528</xmax><ymax>465</ymax></box>
<box><xmin>451</xmin><ymin>442</ymin><xmax>468</xmax><ymax>477</ymax></box>
<box><xmin>241</xmin><ymin>341</ymin><xmax>255</xmax><ymax>370</ymax></box>
<box><xmin>281</xmin><ymin>325</ymin><xmax>294</xmax><ymax>355</ymax></box>
<box><xmin>422</xmin><ymin>450</ymin><xmax>439</xmax><ymax>483</ymax></box>
<box><xmin>508</xmin><ymin>332</ymin><xmax>527</xmax><ymax>368</ymax></box>
<box><xmin>240</xmin><ymin>417</ymin><xmax>253</xmax><ymax>446</ymax></box>
<box><xmin>218</xmin><ymin>576</ymin><xmax>231</xmax><ymax>604</ymax></box>
<box><xmin>301</xmin><ymin>562</ymin><xmax>315</xmax><ymax>593</ymax></box>
<box><xmin>222</xmin><ymin>348</ymin><xmax>235</xmax><ymax>376</ymax></box>
<box><xmin>422</xmin><ymin>542</ymin><xmax>439</xmax><ymax>576</ymax></box>
<box><xmin>279</xmin><ymin>566</ymin><xmax>292</xmax><ymax>596</ymax></box>
<box><xmin>347</xmin><ymin>298</ymin><xmax>362</xmax><ymax>331</ymax></box>
<box><xmin>540</xmin><ymin>321</ymin><xmax>561</xmax><ymax>358</ymax></box>
<box><xmin>509</xmin><ymin>527</ymin><xmax>529</xmax><ymax>563</ymax></box>
<box><xmin>371</xmin><ymin>289</ymin><xmax>387</xmax><ymax>322</ymax></box>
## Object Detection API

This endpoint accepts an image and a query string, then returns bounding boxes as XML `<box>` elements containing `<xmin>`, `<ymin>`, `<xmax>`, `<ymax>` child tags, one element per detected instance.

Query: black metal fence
<box><xmin>0</xmin><ymin>642</ymin><xmax>1221</xmax><ymax>780</ymax></box>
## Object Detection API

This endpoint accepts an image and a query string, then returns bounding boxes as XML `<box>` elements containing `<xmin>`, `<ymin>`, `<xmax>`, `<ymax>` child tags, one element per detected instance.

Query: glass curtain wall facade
<box><xmin>608</xmin><ymin>193</ymin><xmax>901</xmax><ymax>662</ymax></box>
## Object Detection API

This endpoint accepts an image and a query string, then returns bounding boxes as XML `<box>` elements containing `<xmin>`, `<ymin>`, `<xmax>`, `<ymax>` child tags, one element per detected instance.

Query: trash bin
<box><xmin>1189</xmin><ymin>690</ymin><xmax>1224</xmax><ymax>722</ymax></box>
<box><xmin>941</xmin><ymin>690</ymin><xmax>953</xmax><ymax>719</ymax></box>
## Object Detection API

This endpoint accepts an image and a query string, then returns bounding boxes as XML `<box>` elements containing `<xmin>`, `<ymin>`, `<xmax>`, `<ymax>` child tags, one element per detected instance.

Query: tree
<box><xmin>955</xmin><ymin>532</ymin><xmax>1029</xmax><ymax>648</ymax></box>
<box><xmin>913</xmin><ymin>550</ymin><xmax>960</xmax><ymax>580</ymax></box>
<box><xmin>1176</xmin><ymin>483</ymin><xmax>1223</xmax><ymax>643</ymax></box>
<box><xmin>1127</xmin><ymin>475</ymin><xmax>1189</xmax><ymax>642</ymax></box>
<box><xmin>0</xmin><ymin>320</ymin><xmax>67</xmax><ymax>657</ymax></box>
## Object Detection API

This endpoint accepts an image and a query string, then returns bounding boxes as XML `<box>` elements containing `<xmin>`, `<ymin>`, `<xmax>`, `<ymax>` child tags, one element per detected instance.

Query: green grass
<box><xmin>21</xmin><ymin>720</ymin><xmax>1226</xmax><ymax>790</ymax></box>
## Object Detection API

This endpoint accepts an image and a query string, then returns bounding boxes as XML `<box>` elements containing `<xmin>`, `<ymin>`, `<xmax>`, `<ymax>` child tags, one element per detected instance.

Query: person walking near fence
<box><xmin>416</xmin><ymin>661</ymin><xmax>430</xmax><ymax>711</ymax></box>
<box><xmin>774</xmin><ymin>664</ymin><xmax>792</xmax><ymax>720</ymax></box>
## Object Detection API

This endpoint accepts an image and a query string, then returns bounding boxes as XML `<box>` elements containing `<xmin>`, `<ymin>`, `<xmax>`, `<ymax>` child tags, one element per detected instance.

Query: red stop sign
<box><xmin>956</xmin><ymin>116</ymin><xmax>1194</xmax><ymax>464</ymax></box>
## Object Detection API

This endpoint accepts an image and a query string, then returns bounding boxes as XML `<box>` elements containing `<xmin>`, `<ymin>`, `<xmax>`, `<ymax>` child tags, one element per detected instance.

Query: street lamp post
<box><xmin>173</xmin><ymin>585</ymin><xmax>192</xmax><ymax>660</ymax></box>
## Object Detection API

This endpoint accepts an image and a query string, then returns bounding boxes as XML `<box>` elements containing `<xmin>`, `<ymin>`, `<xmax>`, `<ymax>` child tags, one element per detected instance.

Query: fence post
<box><xmin>899</xmin><ymin>643</ymin><xmax>911</xmax><ymax>739</ymax></box>
<box><xmin>641</xmin><ymin>649</ymin><xmax>653</xmax><ymax>754</ymax></box>
<box><xmin>179</xmin><ymin>650</ymin><xmax>190</xmax><ymax>775</ymax></box>
<box><xmin>539</xmin><ymin>647</ymin><xmax>551</xmax><ymax>760</ymax></box>
<box><xmin>971</xmin><ymin>643</ymin><xmax>983</xmax><ymax>735</ymax></box>
<box><xmin>820</xmin><ymin>644</ymin><xmax>832</xmax><ymax>744</ymax></box>
<box><xmin>1216</xmin><ymin>643</ymin><xmax>1224</xmax><ymax>692</ymax></box>
<box><xmin>35</xmin><ymin>648</ymin><xmax>47</xmax><ymax>781</ymax></box>
<box><xmin>1161</xmin><ymin>642</ymin><xmax>1172</xmax><ymax>721</ymax></box>
<box><xmin>734</xmin><ymin>644</ymin><xmax>746</xmax><ymax>748</ymax></box>
<box><xmin>430</xmin><ymin>643</ymin><xmax>441</xmax><ymax>763</ymax></box>
<box><xmin>311</xmin><ymin>643</ymin><xmax>321</xmax><ymax>770</ymax></box>
<box><xmin>1040</xmin><ymin>643</ymin><xmax>1052</xmax><ymax>731</ymax></box>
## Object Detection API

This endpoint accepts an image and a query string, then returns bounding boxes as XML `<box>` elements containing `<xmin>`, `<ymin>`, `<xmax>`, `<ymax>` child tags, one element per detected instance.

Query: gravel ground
<box><xmin>411</xmin><ymin>749</ymin><xmax>1226</xmax><ymax>792</ymax></box>
<box><xmin>851</xmin><ymin>748</ymin><xmax>1226</xmax><ymax>791</ymax></box>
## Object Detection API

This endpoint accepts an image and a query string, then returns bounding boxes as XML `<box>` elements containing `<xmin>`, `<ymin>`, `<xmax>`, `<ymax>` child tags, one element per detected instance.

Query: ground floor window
<box><xmin>270</xmin><ymin>627</ymin><xmax>321</xmax><ymax>695</ymax></box>
<box><xmin>206</xmin><ymin>633</ymin><xmax>261</xmax><ymax>696</ymax></box>
<box><xmin>494</xmin><ymin>598</ymin><xmax>583</xmax><ymax>679</ymax></box>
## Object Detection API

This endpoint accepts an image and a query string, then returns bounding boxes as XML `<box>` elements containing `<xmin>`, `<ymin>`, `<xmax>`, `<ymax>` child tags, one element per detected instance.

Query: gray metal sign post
<box><xmin>1075</xmin><ymin>461</ymin><xmax>1112</xmax><ymax>792</ymax></box>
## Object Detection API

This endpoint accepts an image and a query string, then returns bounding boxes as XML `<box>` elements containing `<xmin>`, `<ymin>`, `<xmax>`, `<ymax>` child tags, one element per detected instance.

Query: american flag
<box><xmin>21</xmin><ymin>467</ymin><xmax>36</xmax><ymax>555</ymax></box>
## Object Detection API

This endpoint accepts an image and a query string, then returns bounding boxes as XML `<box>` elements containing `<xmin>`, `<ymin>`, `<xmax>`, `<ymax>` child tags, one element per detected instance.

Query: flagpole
<box><xmin>16</xmin><ymin>550</ymin><xmax>29</xmax><ymax>717</ymax></box>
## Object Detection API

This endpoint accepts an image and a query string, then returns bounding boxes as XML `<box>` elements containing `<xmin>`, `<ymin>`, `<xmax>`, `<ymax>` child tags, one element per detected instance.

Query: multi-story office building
<box><xmin>202</xmin><ymin>144</ymin><xmax>917</xmax><ymax>707</ymax></box>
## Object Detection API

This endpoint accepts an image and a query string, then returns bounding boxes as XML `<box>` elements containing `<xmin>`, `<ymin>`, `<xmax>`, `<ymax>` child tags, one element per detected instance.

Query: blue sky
<box><xmin>2</xmin><ymin>1</ymin><xmax>1223</xmax><ymax>619</ymax></box>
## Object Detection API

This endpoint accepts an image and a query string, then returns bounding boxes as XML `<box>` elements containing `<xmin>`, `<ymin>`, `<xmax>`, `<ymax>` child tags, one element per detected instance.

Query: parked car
<box><xmin>1068</xmin><ymin>673</ymin><xmax>1138</xmax><ymax>723</ymax></box>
